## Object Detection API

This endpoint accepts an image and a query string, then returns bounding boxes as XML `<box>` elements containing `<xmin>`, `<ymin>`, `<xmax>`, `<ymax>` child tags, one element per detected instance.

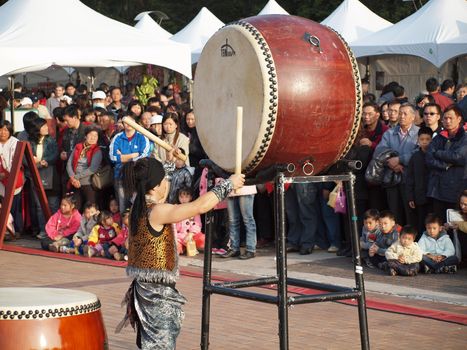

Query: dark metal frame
<box><xmin>201</xmin><ymin>171</ymin><xmax>370</xmax><ymax>350</ymax></box>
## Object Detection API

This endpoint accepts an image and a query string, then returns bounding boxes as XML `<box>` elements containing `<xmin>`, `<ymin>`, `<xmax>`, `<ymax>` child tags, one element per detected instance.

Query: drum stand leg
<box><xmin>276</xmin><ymin>173</ymin><xmax>289</xmax><ymax>350</ymax></box>
<box><xmin>346</xmin><ymin>172</ymin><xmax>370</xmax><ymax>350</ymax></box>
<box><xmin>200</xmin><ymin>210</ymin><xmax>215</xmax><ymax>349</ymax></box>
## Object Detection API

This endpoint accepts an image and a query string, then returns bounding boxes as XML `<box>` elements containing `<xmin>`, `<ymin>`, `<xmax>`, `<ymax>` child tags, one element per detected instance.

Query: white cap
<box><xmin>60</xmin><ymin>95</ymin><xmax>73</xmax><ymax>105</ymax></box>
<box><xmin>150</xmin><ymin>114</ymin><xmax>163</xmax><ymax>125</ymax></box>
<box><xmin>20</xmin><ymin>97</ymin><xmax>33</xmax><ymax>106</ymax></box>
<box><xmin>92</xmin><ymin>90</ymin><xmax>106</xmax><ymax>100</ymax></box>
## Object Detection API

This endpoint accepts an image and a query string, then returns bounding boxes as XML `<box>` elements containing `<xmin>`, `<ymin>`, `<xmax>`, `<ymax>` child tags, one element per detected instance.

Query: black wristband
<box><xmin>210</xmin><ymin>179</ymin><xmax>234</xmax><ymax>202</ymax></box>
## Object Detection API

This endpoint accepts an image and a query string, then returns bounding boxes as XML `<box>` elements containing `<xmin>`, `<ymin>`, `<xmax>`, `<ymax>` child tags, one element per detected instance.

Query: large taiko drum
<box><xmin>194</xmin><ymin>15</ymin><xmax>362</xmax><ymax>175</ymax></box>
<box><xmin>0</xmin><ymin>288</ymin><xmax>108</xmax><ymax>350</ymax></box>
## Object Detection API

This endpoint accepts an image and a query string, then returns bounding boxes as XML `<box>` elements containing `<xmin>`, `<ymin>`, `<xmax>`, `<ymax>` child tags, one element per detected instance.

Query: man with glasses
<box><xmin>387</xmin><ymin>100</ymin><xmax>401</xmax><ymax>128</ymax></box>
<box><xmin>421</xmin><ymin>103</ymin><xmax>443</xmax><ymax>137</ymax></box>
<box><xmin>426</xmin><ymin>105</ymin><xmax>467</xmax><ymax>222</ymax></box>
<box><xmin>373</xmin><ymin>103</ymin><xmax>420</xmax><ymax>226</ymax></box>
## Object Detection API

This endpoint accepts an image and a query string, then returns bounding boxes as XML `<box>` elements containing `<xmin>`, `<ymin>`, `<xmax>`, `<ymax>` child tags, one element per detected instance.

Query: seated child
<box><xmin>109</xmin><ymin>198</ymin><xmax>121</xmax><ymax>226</ymax></box>
<box><xmin>175</xmin><ymin>187</ymin><xmax>205</xmax><ymax>255</ymax></box>
<box><xmin>108</xmin><ymin>209</ymin><xmax>130</xmax><ymax>261</ymax></box>
<box><xmin>42</xmin><ymin>194</ymin><xmax>82</xmax><ymax>251</ymax></box>
<box><xmin>418</xmin><ymin>213</ymin><xmax>458</xmax><ymax>273</ymax></box>
<box><xmin>368</xmin><ymin>210</ymin><xmax>400</xmax><ymax>270</ymax></box>
<box><xmin>84</xmin><ymin>210</ymin><xmax>120</xmax><ymax>258</ymax></box>
<box><xmin>61</xmin><ymin>202</ymin><xmax>99</xmax><ymax>254</ymax></box>
<box><xmin>385</xmin><ymin>225</ymin><xmax>422</xmax><ymax>276</ymax></box>
<box><xmin>168</xmin><ymin>149</ymin><xmax>192</xmax><ymax>204</ymax></box>
<box><xmin>360</xmin><ymin>209</ymin><xmax>380</xmax><ymax>268</ymax></box>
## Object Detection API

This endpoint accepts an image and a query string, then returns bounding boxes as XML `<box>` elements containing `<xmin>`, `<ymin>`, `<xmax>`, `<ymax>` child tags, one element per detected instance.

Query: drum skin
<box><xmin>0</xmin><ymin>310</ymin><xmax>107</xmax><ymax>350</ymax></box>
<box><xmin>194</xmin><ymin>15</ymin><xmax>362</xmax><ymax>175</ymax></box>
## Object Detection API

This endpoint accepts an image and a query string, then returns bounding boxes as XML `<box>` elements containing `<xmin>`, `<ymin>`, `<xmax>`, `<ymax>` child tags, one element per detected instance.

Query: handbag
<box><xmin>39</xmin><ymin>166</ymin><xmax>54</xmax><ymax>190</ymax></box>
<box><xmin>91</xmin><ymin>164</ymin><xmax>113</xmax><ymax>190</ymax></box>
<box><xmin>334</xmin><ymin>182</ymin><xmax>347</xmax><ymax>214</ymax></box>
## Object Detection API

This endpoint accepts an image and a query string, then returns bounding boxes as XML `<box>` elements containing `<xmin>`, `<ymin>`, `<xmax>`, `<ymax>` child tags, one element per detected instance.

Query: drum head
<box><xmin>0</xmin><ymin>288</ymin><xmax>99</xmax><ymax>319</ymax></box>
<box><xmin>194</xmin><ymin>24</ymin><xmax>274</xmax><ymax>173</ymax></box>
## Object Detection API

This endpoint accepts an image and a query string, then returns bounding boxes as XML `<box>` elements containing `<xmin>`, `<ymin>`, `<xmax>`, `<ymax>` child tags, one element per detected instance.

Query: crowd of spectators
<box><xmin>0</xmin><ymin>76</ymin><xmax>466</xmax><ymax>271</ymax></box>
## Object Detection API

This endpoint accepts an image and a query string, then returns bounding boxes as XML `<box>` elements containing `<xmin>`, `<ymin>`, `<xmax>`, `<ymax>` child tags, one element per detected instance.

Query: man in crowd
<box><xmin>426</xmin><ymin>77</ymin><xmax>454</xmax><ymax>111</ymax></box>
<box><xmin>46</xmin><ymin>84</ymin><xmax>65</xmax><ymax>114</ymax></box>
<box><xmin>107</xmin><ymin>87</ymin><xmax>126</xmax><ymax>121</ymax></box>
<box><xmin>373</xmin><ymin>103</ymin><xmax>419</xmax><ymax>226</ymax></box>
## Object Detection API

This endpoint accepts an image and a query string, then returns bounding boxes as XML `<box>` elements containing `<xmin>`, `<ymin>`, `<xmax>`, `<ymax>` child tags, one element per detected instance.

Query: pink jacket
<box><xmin>175</xmin><ymin>215</ymin><xmax>202</xmax><ymax>236</ymax></box>
<box><xmin>111</xmin><ymin>225</ymin><xmax>129</xmax><ymax>247</ymax></box>
<box><xmin>45</xmin><ymin>209</ymin><xmax>82</xmax><ymax>240</ymax></box>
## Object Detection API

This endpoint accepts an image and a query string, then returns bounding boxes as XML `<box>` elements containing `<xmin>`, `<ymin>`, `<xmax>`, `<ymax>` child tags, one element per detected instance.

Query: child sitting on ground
<box><xmin>369</xmin><ymin>210</ymin><xmax>401</xmax><ymax>270</ymax></box>
<box><xmin>108</xmin><ymin>209</ymin><xmax>129</xmax><ymax>261</ymax></box>
<box><xmin>61</xmin><ymin>202</ymin><xmax>99</xmax><ymax>254</ymax></box>
<box><xmin>42</xmin><ymin>194</ymin><xmax>82</xmax><ymax>252</ymax></box>
<box><xmin>385</xmin><ymin>225</ymin><xmax>422</xmax><ymax>276</ymax></box>
<box><xmin>175</xmin><ymin>187</ymin><xmax>205</xmax><ymax>255</ymax></box>
<box><xmin>360</xmin><ymin>209</ymin><xmax>380</xmax><ymax>268</ymax></box>
<box><xmin>109</xmin><ymin>197</ymin><xmax>121</xmax><ymax>226</ymax></box>
<box><xmin>85</xmin><ymin>210</ymin><xmax>120</xmax><ymax>258</ymax></box>
<box><xmin>168</xmin><ymin>149</ymin><xmax>192</xmax><ymax>204</ymax></box>
<box><xmin>418</xmin><ymin>213</ymin><xmax>458</xmax><ymax>273</ymax></box>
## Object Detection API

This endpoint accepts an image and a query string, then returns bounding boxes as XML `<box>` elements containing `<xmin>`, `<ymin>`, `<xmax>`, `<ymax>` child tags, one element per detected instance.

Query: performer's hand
<box><xmin>229</xmin><ymin>173</ymin><xmax>245</xmax><ymax>190</ymax></box>
<box><xmin>408</xmin><ymin>201</ymin><xmax>415</xmax><ymax>209</ymax></box>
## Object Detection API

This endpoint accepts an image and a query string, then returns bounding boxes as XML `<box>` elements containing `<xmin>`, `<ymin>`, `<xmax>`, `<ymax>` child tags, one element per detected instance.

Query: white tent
<box><xmin>134</xmin><ymin>11</ymin><xmax>172</xmax><ymax>40</ymax></box>
<box><xmin>321</xmin><ymin>0</ymin><xmax>392</xmax><ymax>44</ymax></box>
<box><xmin>352</xmin><ymin>0</ymin><xmax>467</xmax><ymax>68</ymax></box>
<box><xmin>171</xmin><ymin>7</ymin><xmax>224</xmax><ymax>64</ymax></box>
<box><xmin>0</xmin><ymin>0</ymin><xmax>192</xmax><ymax>79</ymax></box>
<box><xmin>258</xmin><ymin>0</ymin><xmax>289</xmax><ymax>15</ymax></box>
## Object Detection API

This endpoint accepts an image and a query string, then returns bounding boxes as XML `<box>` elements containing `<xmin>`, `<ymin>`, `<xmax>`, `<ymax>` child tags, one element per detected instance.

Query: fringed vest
<box><xmin>127</xmin><ymin>215</ymin><xmax>179</xmax><ymax>285</ymax></box>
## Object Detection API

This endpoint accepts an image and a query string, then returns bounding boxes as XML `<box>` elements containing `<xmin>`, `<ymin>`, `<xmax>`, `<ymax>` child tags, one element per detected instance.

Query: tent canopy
<box><xmin>134</xmin><ymin>12</ymin><xmax>172</xmax><ymax>40</ymax></box>
<box><xmin>171</xmin><ymin>7</ymin><xmax>224</xmax><ymax>64</ymax></box>
<box><xmin>351</xmin><ymin>0</ymin><xmax>467</xmax><ymax>67</ymax></box>
<box><xmin>321</xmin><ymin>0</ymin><xmax>392</xmax><ymax>44</ymax></box>
<box><xmin>258</xmin><ymin>0</ymin><xmax>289</xmax><ymax>15</ymax></box>
<box><xmin>0</xmin><ymin>0</ymin><xmax>192</xmax><ymax>78</ymax></box>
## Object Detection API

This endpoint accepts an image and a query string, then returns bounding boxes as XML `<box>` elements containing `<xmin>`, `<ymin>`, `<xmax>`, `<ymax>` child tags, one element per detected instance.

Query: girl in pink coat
<box><xmin>175</xmin><ymin>187</ymin><xmax>205</xmax><ymax>254</ymax></box>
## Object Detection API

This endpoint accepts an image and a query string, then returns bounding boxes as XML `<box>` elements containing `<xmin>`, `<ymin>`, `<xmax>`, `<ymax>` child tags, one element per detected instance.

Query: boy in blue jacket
<box><xmin>418</xmin><ymin>214</ymin><xmax>458</xmax><ymax>273</ymax></box>
<box><xmin>369</xmin><ymin>210</ymin><xmax>401</xmax><ymax>270</ymax></box>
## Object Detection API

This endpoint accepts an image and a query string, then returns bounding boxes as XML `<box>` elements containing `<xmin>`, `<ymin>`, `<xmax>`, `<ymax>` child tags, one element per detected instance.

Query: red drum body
<box><xmin>0</xmin><ymin>288</ymin><xmax>108</xmax><ymax>350</ymax></box>
<box><xmin>194</xmin><ymin>15</ymin><xmax>362</xmax><ymax>175</ymax></box>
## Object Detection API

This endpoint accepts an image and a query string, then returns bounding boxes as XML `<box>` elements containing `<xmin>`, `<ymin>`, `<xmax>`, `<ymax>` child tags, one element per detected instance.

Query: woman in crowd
<box><xmin>26</xmin><ymin>116</ymin><xmax>60</xmax><ymax>238</ymax></box>
<box><xmin>66</xmin><ymin>126</ymin><xmax>103</xmax><ymax>211</ymax></box>
<box><xmin>0</xmin><ymin>120</ymin><xmax>24</xmax><ymax>234</ymax></box>
<box><xmin>183</xmin><ymin>109</ymin><xmax>207</xmax><ymax>186</ymax></box>
<box><xmin>158</xmin><ymin>112</ymin><xmax>190</xmax><ymax>165</ymax></box>
<box><xmin>127</xmin><ymin>100</ymin><xmax>144</xmax><ymax>118</ymax></box>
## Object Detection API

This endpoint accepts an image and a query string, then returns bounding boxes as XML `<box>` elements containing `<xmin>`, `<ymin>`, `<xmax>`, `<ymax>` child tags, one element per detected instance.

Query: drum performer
<box><xmin>117</xmin><ymin>154</ymin><xmax>244</xmax><ymax>349</ymax></box>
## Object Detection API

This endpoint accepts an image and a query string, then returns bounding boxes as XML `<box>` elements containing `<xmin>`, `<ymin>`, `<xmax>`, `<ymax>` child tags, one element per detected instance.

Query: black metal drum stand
<box><xmin>200</xmin><ymin>171</ymin><xmax>370</xmax><ymax>350</ymax></box>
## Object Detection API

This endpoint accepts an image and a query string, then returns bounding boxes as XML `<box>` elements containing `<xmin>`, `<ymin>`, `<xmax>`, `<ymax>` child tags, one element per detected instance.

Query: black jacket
<box><xmin>406</xmin><ymin>148</ymin><xmax>428</xmax><ymax>205</ymax></box>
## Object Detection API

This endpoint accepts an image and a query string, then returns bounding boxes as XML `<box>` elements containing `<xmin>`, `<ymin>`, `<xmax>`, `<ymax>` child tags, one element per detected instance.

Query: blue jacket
<box><xmin>425</xmin><ymin>126</ymin><xmax>467</xmax><ymax>203</ymax></box>
<box><xmin>417</xmin><ymin>231</ymin><xmax>455</xmax><ymax>257</ymax></box>
<box><xmin>109</xmin><ymin>131</ymin><xmax>150</xmax><ymax>179</ymax></box>
<box><xmin>373</xmin><ymin>124</ymin><xmax>419</xmax><ymax>182</ymax></box>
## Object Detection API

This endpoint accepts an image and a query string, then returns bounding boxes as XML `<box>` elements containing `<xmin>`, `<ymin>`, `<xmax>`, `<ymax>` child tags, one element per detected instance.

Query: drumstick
<box><xmin>235</xmin><ymin>106</ymin><xmax>243</xmax><ymax>175</ymax></box>
<box><xmin>122</xmin><ymin>116</ymin><xmax>187</xmax><ymax>162</ymax></box>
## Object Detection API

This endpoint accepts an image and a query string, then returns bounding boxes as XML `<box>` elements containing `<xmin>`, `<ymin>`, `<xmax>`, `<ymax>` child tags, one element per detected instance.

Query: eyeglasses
<box><xmin>423</xmin><ymin>112</ymin><xmax>438</xmax><ymax>116</ymax></box>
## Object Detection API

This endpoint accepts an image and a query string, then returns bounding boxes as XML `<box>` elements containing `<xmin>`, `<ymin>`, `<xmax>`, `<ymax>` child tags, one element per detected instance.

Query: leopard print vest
<box><xmin>126</xmin><ymin>215</ymin><xmax>179</xmax><ymax>284</ymax></box>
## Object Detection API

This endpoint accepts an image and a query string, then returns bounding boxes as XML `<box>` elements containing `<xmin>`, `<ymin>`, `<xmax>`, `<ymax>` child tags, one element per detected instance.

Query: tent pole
<box><xmin>8</xmin><ymin>76</ymin><xmax>15</xmax><ymax>129</ymax></box>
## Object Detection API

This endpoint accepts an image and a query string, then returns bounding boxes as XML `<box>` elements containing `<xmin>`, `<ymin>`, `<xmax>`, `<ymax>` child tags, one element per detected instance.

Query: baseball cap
<box><xmin>20</xmin><ymin>97</ymin><xmax>33</xmax><ymax>106</ymax></box>
<box><xmin>92</xmin><ymin>90</ymin><xmax>106</xmax><ymax>100</ymax></box>
<box><xmin>150</xmin><ymin>114</ymin><xmax>163</xmax><ymax>125</ymax></box>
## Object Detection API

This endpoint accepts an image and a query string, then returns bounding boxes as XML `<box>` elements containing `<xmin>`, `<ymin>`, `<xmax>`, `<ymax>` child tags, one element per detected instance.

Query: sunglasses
<box><xmin>423</xmin><ymin>112</ymin><xmax>438</xmax><ymax>116</ymax></box>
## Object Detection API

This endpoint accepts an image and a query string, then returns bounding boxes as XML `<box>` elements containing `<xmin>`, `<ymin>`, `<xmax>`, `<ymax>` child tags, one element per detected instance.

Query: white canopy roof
<box><xmin>258</xmin><ymin>0</ymin><xmax>289</xmax><ymax>15</ymax></box>
<box><xmin>321</xmin><ymin>0</ymin><xmax>392</xmax><ymax>44</ymax></box>
<box><xmin>134</xmin><ymin>12</ymin><xmax>172</xmax><ymax>40</ymax></box>
<box><xmin>171</xmin><ymin>7</ymin><xmax>224</xmax><ymax>64</ymax></box>
<box><xmin>0</xmin><ymin>0</ymin><xmax>192</xmax><ymax>78</ymax></box>
<box><xmin>351</xmin><ymin>0</ymin><xmax>467</xmax><ymax>68</ymax></box>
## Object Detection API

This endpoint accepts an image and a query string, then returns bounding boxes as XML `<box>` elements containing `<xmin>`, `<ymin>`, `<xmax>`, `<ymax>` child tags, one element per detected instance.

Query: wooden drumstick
<box><xmin>122</xmin><ymin>116</ymin><xmax>187</xmax><ymax>162</ymax></box>
<box><xmin>235</xmin><ymin>106</ymin><xmax>243</xmax><ymax>175</ymax></box>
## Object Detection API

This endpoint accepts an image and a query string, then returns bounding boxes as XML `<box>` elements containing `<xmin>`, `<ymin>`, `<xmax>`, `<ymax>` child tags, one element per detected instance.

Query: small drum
<box><xmin>194</xmin><ymin>15</ymin><xmax>362</xmax><ymax>175</ymax></box>
<box><xmin>0</xmin><ymin>288</ymin><xmax>107</xmax><ymax>350</ymax></box>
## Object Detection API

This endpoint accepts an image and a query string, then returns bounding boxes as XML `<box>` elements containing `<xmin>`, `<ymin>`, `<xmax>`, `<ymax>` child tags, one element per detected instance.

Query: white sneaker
<box><xmin>327</xmin><ymin>245</ymin><xmax>339</xmax><ymax>253</ymax></box>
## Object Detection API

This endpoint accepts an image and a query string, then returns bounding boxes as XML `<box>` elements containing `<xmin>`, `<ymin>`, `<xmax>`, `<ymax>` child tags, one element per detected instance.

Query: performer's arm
<box><xmin>151</xmin><ymin>174</ymin><xmax>244</xmax><ymax>225</ymax></box>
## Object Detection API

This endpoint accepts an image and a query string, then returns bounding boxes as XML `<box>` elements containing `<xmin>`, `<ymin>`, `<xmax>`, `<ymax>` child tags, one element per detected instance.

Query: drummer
<box><xmin>118</xmin><ymin>155</ymin><xmax>244</xmax><ymax>349</ymax></box>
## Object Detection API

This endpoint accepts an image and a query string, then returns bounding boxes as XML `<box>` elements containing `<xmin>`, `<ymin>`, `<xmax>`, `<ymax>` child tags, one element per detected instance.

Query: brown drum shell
<box><xmin>0</xmin><ymin>310</ymin><xmax>107</xmax><ymax>350</ymax></box>
<box><xmin>194</xmin><ymin>15</ymin><xmax>362</xmax><ymax>175</ymax></box>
